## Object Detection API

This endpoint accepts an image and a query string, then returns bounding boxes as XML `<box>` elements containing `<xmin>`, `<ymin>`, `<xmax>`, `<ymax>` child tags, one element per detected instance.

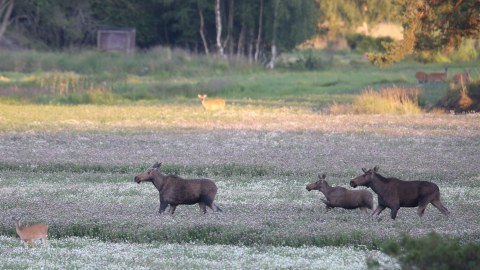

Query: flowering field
<box><xmin>0</xmin><ymin>105</ymin><xmax>479</xmax><ymax>269</ymax></box>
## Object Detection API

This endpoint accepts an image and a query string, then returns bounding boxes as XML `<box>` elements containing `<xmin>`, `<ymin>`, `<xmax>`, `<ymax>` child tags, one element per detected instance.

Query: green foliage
<box><xmin>382</xmin><ymin>232</ymin><xmax>480</xmax><ymax>270</ymax></box>
<box><xmin>370</xmin><ymin>0</ymin><xmax>480</xmax><ymax>65</ymax></box>
<box><xmin>315</xmin><ymin>0</ymin><xmax>401</xmax><ymax>38</ymax></box>
<box><xmin>450</xmin><ymin>39</ymin><xmax>479</xmax><ymax>62</ymax></box>
<box><xmin>346</xmin><ymin>34</ymin><xmax>393</xmax><ymax>53</ymax></box>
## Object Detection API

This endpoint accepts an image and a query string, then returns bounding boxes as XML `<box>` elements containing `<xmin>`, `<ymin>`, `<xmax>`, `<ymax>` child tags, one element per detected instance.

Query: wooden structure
<box><xmin>97</xmin><ymin>28</ymin><xmax>135</xmax><ymax>53</ymax></box>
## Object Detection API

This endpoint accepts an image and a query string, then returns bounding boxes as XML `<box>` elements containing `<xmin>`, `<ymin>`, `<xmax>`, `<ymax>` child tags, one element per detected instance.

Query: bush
<box><xmin>381</xmin><ymin>232</ymin><xmax>480</xmax><ymax>270</ymax></box>
<box><xmin>335</xmin><ymin>86</ymin><xmax>423</xmax><ymax>114</ymax></box>
<box><xmin>346</xmin><ymin>34</ymin><xmax>393</xmax><ymax>53</ymax></box>
<box><xmin>450</xmin><ymin>39</ymin><xmax>478</xmax><ymax>62</ymax></box>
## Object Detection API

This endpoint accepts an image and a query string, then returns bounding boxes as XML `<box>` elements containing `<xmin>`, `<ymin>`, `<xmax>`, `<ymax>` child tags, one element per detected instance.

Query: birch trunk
<box><xmin>198</xmin><ymin>5</ymin><xmax>209</xmax><ymax>55</ymax></box>
<box><xmin>215</xmin><ymin>0</ymin><xmax>225</xmax><ymax>57</ymax></box>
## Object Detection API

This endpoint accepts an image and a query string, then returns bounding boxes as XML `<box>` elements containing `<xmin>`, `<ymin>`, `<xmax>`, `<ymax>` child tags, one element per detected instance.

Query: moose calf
<box><xmin>134</xmin><ymin>162</ymin><xmax>222</xmax><ymax>214</ymax></box>
<box><xmin>306</xmin><ymin>174</ymin><xmax>373</xmax><ymax>213</ymax></box>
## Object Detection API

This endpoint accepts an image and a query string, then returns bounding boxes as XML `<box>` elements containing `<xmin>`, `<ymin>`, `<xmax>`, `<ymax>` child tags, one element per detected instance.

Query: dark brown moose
<box><xmin>134</xmin><ymin>162</ymin><xmax>223</xmax><ymax>214</ymax></box>
<box><xmin>350</xmin><ymin>166</ymin><xmax>450</xmax><ymax>220</ymax></box>
<box><xmin>306</xmin><ymin>174</ymin><xmax>373</xmax><ymax>213</ymax></box>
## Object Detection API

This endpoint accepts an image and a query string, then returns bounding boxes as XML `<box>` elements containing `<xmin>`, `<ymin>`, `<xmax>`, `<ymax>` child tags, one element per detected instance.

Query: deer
<box><xmin>350</xmin><ymin>166</ymin><xmax>450</xmax><ymax>220</ymax></box>
<box><xmin>415</xmin><ymin>71</ymin><xmax>428</xmax><ymax>83</ymax></box>
<box><xmin>426</xmin><ymin>67</ymin><xmax>448</xmax><ymax>83</ymax></box>
<box><xmin>134</xmin><ymin>162</ymin><xmax>223</xmax><ymax>214</ymax></box>
<box><xmin>12</xmin><ymin>217</ymin><xmax>48</xmax><ymax>249</ymax></box>
<box><xmin>452</xmin><ymin>69</ymin><xmax>471</xmax><ymax>87</ymax></box>
<box><xmin>197</xmin><ymin>94</ymin><xmax>225</xmax><ymax>110</ymax></box>
<box><xmin>306</xmin><ymin>173</ymin><xmax>373</xmax><ymax>213</ymax></box>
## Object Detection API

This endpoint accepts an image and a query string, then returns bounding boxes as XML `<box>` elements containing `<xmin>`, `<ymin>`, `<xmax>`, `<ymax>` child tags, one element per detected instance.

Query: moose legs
<box><xmin>431</xmin><ymin>199</ymin><xmax>450</xmax><ymax>216</ymax></box>
<box><xmin>371</xmin><ymin>205</ymin><xmax>386</xmax><ymax>216</ymax></box>
<box><xmin>159</xmin><ymin>197</ymin><xmax>169</xmax><ymax>214</ymax></box>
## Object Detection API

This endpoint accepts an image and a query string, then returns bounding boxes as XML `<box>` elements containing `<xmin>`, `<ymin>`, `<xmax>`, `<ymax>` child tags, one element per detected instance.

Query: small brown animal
<box><xmin>306</xmin><ymin>174</ymin><xmax>373</xmax><ymax>213</ymax></box>
<box><xmin>426</xmin><ymin>67</ymin><xmax>448</xmax><ymax>83</ymax></box>
<box><xmin>12</xmin><ymin>217</ymin><xmax>48</xmax><ymax>249</ymax></box>
<box><xmin>415</xmin><ymin>71</ymin><xmax>428</xmax><ymax>83</ymax></box>
<box><xmin>350</xmin><ymin>166</ymin><xmax>450</xmax><ymax>220</ymax></box>
<box><xmin>134</xmin><ymin>162</ymin><xmax>223</xmax><ymax>214</ymax></box>
<box><xmin>453</xmin><ymin>69</ymin><xmax>471</xmax><ymax>87</ymax></box>
<box><xmin>197</xmin><ymin>94</ymin><xmax>225</xmax><ymax>110</ymax></box>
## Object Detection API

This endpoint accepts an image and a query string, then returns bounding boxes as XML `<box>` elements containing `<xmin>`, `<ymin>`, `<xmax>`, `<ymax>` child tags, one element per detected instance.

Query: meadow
<box><xmin>0</xmin><ymin>49</ymin><xmax>480</xmax><ymax>269</ymax></box>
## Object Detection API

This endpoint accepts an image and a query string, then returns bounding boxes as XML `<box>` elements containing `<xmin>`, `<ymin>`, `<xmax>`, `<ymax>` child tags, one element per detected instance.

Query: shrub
<box><xmin>333</xmin><ymin>86</ymin><xmax>422</xmax><ymax>114</ymax></box>
<box><xmin>346</xmin><ymin>34</ymin><xmax>393</xmax><ymax>53</ymax></box>
<box><xmin>381</xmin><ymin>232</ymin><xmax>480</xmax><ymax>270</ymax></box>
<box><xmin>450</xmin><ymin>39</ymin><xmax>478</xmax><ymax>62</ymax></box>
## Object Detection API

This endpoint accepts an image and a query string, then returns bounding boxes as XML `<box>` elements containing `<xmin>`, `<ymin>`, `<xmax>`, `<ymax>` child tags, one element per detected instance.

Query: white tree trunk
<box><xmin>266</xmin><ymin>44</ymin><xmax>276</xmax><ymax>69</ymax></box>
<box><xmin>198</xmin><ymin>6</ymin><xmax>209</xmax><ymax>55</ymax></box>
<box><xmin>215</xmin><ymin>0</ymin><xmax>225</xmax><ymax>57</ymax></box>
<box><xmin>254</xmin><ymin>0</ymin><xmax>263</xmax><ymax>63</ymax></box>
<box><xmin>0</xmin><ymin>0</ymin><xmax>14</xmax><ymax>41</ymax></box>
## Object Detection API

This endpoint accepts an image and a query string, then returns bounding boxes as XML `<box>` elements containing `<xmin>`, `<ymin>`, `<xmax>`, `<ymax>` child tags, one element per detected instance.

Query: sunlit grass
<box><xmin>1</xmin><ymin>104</ymin><xmax>479</xmax><ymax>137</ymax></box>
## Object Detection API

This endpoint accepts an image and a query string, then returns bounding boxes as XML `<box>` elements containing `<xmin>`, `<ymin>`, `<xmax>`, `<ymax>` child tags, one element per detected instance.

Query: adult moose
<box><xmin>134</xmin><ymin>162</ymin><xmax>223</xmax><ymax>214</ymax></box>
<box><xmin>350</xmin><ymin>166</ymin><xmax>450</xmax><ymax>220</ymax></box>
<box><xmin>306</xmin><ymin>173</ymin><xmax>373</xmax><ymax>213</ymax></box>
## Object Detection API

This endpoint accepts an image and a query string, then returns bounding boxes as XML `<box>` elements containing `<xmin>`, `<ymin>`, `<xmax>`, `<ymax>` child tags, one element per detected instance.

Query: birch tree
<box><xmin>0</xmin><ymin>0</ymin><xmax>13</xmax><ymax>41</ymax></box>
<box><xmin>215</xmin><ymin>0</ymin><xmax>225</xmax><ymax>57</ymax></box>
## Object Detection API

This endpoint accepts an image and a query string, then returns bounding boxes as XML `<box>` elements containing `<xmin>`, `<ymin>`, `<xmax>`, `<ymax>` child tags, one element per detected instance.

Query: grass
<box><xmin>0</xmin><ymin>49</ymin><xmax>479</xmax><ymax>268</ymax></box>
<box><xmin>1</xmin><ymin>115</ymin><xmax>479</xmax><ymax>269</ymax></box>
<box><xmin>1</xmin><ymin>48</ymin><xmax>478</xmax><ymax>108</ymax></box>
<box><xmin>1</xmin><ymin>104</ymin><xmax>480</xmax><ymax>136</ymax></box>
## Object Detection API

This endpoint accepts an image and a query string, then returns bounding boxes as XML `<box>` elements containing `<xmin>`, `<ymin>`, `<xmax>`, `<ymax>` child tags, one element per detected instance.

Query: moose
<box><xmin>134</xmin><ymin>162</ymin><xmax>223</xmax><ymax>214</ymax></box>
<box><xmin>350</xmin><ymin>166</ymin><xmax>450</xmax><ymax>220</ymax></box>
<box><xmin>306</xmin><ymin>174</ymin><xmax>373</xmax><ymax>213</ymax></box>
<box><xmin>12</xmin><ymin>217</ymin><xmax>48</xmax><ymax>249</ymax></box>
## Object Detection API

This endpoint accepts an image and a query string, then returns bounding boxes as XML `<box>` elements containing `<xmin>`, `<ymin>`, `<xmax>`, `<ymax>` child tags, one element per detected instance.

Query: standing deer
<box><xmin>453</xmin><ymin>69</ymin><xmax>471</xmax><ymax>87</ymax></box>
<box><xmin>427</xmin><ymin>67</ymin><xmax>448</xmax><ymax>83</ymax></box>
<box><xmin>415</xmin><ymin>71</ymin><xmax>428</xmax><ymax>83</ymax></box>
<box><xmin>350</xmin><ymin>166</ymin><xmax>450</xmax><ymax>220</ymax></box>
<box><xmin>12</xmin><ymin>217</ymin><xmax>48</xmax><ymax>249</ymax></box>
<box><xmin>306</xmin><ymin>173</ymin><xmax>373</xmax><ymax>213</ymax></box>
<box><xmin>134</xmin><ymin>162</ymin><xmax>223</xmax><ymax>214</ymax></box>
<box><xmin>197</xmin><ymin>94</ymin><xmax>225</xmax><ymax>110</ymax></box>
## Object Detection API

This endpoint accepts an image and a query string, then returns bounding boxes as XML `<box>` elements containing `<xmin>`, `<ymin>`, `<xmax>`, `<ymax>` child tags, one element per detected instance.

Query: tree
<box><xmin>368</xmin><ymin>0</ymin><xmax>480</xmax><ymax>66</ymax></box>
<box><xmin>0</xmin><ymin>0</ymin><xmax>13</xmax><ymax>41</ymax></box>
<box><xmin>215</xmin><ymin>0</ymin><xmax>225</xmax><ymax>57</ymax></box>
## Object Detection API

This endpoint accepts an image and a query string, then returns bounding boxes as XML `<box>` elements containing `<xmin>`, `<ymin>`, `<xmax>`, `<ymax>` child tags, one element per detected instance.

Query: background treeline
<box><xmin>1</xmin><ymin>0</ymin><xmax>479</xmax><ymax>65</ymax></box>
<box><xmin>4</xmin><ymin>1</ymin><xmax>403</xmax><ymax>56</ymax></box>
<box><xmin>7</xmin><ymin>0</ymin><xmax>317</xmax><ymax>58</ymax></box>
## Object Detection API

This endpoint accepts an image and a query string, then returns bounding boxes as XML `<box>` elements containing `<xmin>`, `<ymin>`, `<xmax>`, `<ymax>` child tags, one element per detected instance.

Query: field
<box><xmin>0</xmin><ymin>104</ymin><xmax>479</xmax><ymax>269</ymax></box>
<box><xmin>1</xmin><ymin>49</ymin><xmax>480</xmax><ymax>269</ymax></box>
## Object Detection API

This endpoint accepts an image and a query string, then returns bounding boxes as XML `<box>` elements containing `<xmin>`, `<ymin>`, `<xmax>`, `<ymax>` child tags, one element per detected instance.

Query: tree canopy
<box><xmin>0</xmin><ymin>0</ymin><xmax>479</xmax><ymax>66</ymax></box>
<box><xmin>368</xmin><ymin>0</ymin><xmax>480</xmax><ymax>65</ymax></box>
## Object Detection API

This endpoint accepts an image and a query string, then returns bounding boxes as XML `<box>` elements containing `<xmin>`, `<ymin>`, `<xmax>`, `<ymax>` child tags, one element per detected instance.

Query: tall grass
<box><xmin>329</xmin><ymin>86</ymin><xmax>422</xmax><ymax>114</ymax></box>
<box><xmin>0</xmin><ymin>47</ymin><xmax>256</xmax><ymax>76</ymax></box>
<box><xmin>382</xmin><ymin>232</ymin><xmax>480</xmax><ymax>270</ymax></box>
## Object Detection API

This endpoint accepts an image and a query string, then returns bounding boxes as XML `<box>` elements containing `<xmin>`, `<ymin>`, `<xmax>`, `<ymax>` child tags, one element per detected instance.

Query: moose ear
<box><xmin>152</xmin><ymin>162</ymin><xmax>161</xmax><ymax>169</ymax></box>
<box><xmin>321</xmin><ymin>173</ymin><xmax>326</xmax><ymax>179</ymax></box>
<box><xmin>373</xmin><ymin>166</ymin><xmax>379</xmax><ymax>172</ymax></box>
<box><xmin>362</xmin><ymin>168</ymin><xmax>367</xmax><ymax>173</ymax></box>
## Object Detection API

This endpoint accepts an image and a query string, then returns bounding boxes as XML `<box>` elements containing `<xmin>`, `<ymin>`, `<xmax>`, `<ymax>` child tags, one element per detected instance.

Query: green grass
<box><xmin>1</xmin><ymin>48</ymin><xmax>479</xmax><ymax>269</ymax></box>
<box><xmin>1</xmin><ymin>49</ymin><xmax>477</xmax><ymax>108</ymax></box>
